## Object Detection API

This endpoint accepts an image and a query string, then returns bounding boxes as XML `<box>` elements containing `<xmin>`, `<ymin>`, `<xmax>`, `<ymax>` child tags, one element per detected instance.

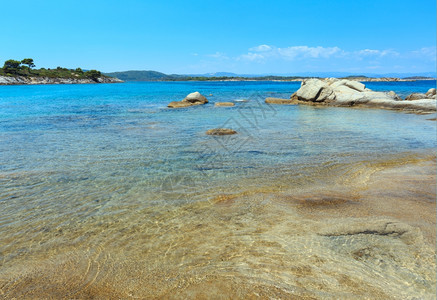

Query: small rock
<box><xmin>388</xmin><ymin>91</ymin><xmax>402</xmax><ymax>101</ymax></box>
<box><xmin>265</xmin><ymin>97</ymin><xmax>295</xmax><ymax>104</ymax></box>
<box><xmin>205</xmin><ymin>128</ymin><xmax>237</xmax><ymax>135</ymax></box>
<box><xmin>167</xmin><ymin>101</ymin><xmax>194</xmax><ymax>108</ymax></box>
<box><xmin>215</xmin><ymin>102</ymin><xmax>235</xmax><ymax>107</ymax></box>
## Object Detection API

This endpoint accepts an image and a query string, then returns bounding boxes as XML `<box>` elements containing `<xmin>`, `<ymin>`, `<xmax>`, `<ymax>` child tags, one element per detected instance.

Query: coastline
<box><xmin>1</xmin><ymin>75</ymin><xmax>435</xmax><ymax>85</ymax></box>
<box><xmin>0</xmin><ymin>75</ymin><xmax>123</xmax><ymax>85</ymax></box>
<box><xmin>177</xmin><ymin>77</ymin><xmax>437</xmax><ymax>82</ymax></box>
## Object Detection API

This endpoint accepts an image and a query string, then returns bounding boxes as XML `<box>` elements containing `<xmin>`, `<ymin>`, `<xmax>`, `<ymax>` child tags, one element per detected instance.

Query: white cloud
<box><xmin>239</xmin><ymin>52</ymin><xmax>265</xmax><ymax>61</ymax></box>
<box><xmin>357</xmin><ymin>49</ymin><xmax>399</xmax><ymax>57</ymax></box>
<box><xmin>277</xmin><ymin>46</ymin><xmax>343</xmax><ymax>59</ymax></box>
<box><xmin>249</xmin><ymin>44</ymin><xmax>272</xmax><ymax>52</ymax></box>
<box><xmin>238</xmin><ymin>45</ymin><xmax>407</xmax><ymax>62</ymax></box>
<box><xmin>239</xmin><ymin>45</ymin><xmax>344</xmax><ymax>61</ymax></box>
<box><xmin>411</xmin><ymin>47</ymin><xmax>436</xmax><ymax>61</ymax></box>
<box><xmin>205</xmin><ymin>52</ymin><xmax>229</xmax><ymax>59</ymax></box>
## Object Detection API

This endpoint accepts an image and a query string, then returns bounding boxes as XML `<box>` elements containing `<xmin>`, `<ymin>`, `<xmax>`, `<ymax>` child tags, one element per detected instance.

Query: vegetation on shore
<box><xmin>0</xmin><ymin>58</ymin><xmax>106</xmax><ymax>81</ymax></box>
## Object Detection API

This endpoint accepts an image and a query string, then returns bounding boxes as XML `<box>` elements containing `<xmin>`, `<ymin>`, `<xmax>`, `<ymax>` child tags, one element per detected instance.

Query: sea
<box><xmin>0</xmin><ymin>80</ymin><xmax>436</xmax><ymax>298</ymax></box>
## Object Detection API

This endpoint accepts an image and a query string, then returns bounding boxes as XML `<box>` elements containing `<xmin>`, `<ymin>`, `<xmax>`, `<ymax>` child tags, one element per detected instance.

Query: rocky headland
<box><xmin>0</xmin><ymin>75</ymin><xmax>123</xmax><ymax>85</ymax></box>
<box><xmin>266</xmin><ymin>78</ymin><xmax>437</xmax><ymax>113</ymax></box>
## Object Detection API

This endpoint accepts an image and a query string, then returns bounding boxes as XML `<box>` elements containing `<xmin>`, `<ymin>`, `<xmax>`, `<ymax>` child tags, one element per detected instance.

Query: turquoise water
<box><xmin>0</xmin><ymin>81</ymin><xmax>436</xmax><ymax>298</ymax></box>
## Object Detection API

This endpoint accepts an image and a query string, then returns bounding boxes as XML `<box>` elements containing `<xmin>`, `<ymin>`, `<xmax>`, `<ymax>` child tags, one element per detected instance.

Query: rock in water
<box><xmin>405</xmin><ymin>93</ymin><xmax>429</xmax><ymax>100</ymax></box>
<box><xmin>265</xmin><ymin>97</ymin><xmax>295</xmax><ymax>104</ymax></box>
<box><xmin>167</xmin><ymin>101</ymin><xmax>194</xmax><ymax>108</ymax></box>
<box><xmin>205</xmin><ymin>128</ymin><xmax>237</xmax><ymax>135</ymax></box>
<box><xmin>168</xmin><ymin>91</ymin><xmax>208</xmax><ymax>108</ymax></box>
<box><xmin>182</xmin><ymin>92</ymin><xmax>208</xmax><ymax>104</ymax></box>
<box><xmin>287</xmin><ymin>78</ymin><xmax>436</xmax><ymax>112</ymax></box>
<box><xmin>215</xmin><ymin>102</ymin><xmax>235</xmax><ymax>107</ymax></box>
<box><xmin>296</xmin><ymin>79</ymin><xmax>336</xmax><ymax>102</ymax></box>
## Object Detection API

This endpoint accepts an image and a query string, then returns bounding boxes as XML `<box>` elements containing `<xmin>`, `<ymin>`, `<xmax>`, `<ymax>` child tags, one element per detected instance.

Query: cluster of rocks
<box><xmin>168</xmin><ymin>92</ymin><xmax>239</xmax><ymax>135</ymax></box>
<box><xmin>265</xmin><ymin>78</ymin><xmax>436</xmax><ymax>112</ymax></box>
<box><xmin>0</xmin><ymin>75</ymin><xmax>123</xmax><ymax>85</ymax></box>
<box><xmin>405</xmin><ymin>88</ymin><xmax>436</xmax><ymax>100</ymax></box>
<box><xmin>167</xmin><ymin>92</ymin><xmax>238</xmax><ymax>108</ymax></box>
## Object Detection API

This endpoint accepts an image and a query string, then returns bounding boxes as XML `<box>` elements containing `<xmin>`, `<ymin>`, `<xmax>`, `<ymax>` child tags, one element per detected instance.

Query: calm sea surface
<box><xmin>0</xmin><ymin>80</ymin><xmax>436</xmax><ymax>298</ymax></box>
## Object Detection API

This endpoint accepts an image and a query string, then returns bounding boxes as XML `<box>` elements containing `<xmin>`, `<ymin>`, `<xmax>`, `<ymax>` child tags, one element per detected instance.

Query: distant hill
<box><xmin>105</xmin><ymin>70</ymin><xmax>437</xmax><ymax>82</ymax></box>
<box><xmin>104</xmin><ymin>70</ymin><xmax>175</xmax><ymax>81</ymax></box>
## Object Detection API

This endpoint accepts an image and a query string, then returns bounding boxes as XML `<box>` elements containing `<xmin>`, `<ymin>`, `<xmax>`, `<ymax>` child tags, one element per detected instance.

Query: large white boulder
<box><xmin>296</xmin><ymin>79</ymin><xmax>335</xmax><ymax>102</ymax></box>
<box><xmin>182</xmin><ymin>91</ymin><xmax>208</xmax><ymax>104</ymax></box>
<box><xmin>290</xmin><ymin>78</ymin><xmax>435</xmax><ymax>112</ymax></box>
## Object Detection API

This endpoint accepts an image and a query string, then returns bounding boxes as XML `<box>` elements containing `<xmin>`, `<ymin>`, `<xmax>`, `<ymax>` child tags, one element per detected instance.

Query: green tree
<box><xmin>21</xmin><ymin>58</ymin><xmax>35</xmax><ymax>69</ymax></box>
<box><xmin>3</xmin><ymin>59</ymin><xmax>21</xmax><ymax>74</ymax></box>
<box><xmin>84</xmin><ymin>70</ymin><xmax>101</xmax><ymax>81</ymax></box>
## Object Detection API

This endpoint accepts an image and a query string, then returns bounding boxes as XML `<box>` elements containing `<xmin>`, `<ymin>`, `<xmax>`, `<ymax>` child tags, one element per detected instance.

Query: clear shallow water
<box><xmin>0</xmin><ymin>81</ymin><xmax>436</xmax><ymax>298</ymax></box>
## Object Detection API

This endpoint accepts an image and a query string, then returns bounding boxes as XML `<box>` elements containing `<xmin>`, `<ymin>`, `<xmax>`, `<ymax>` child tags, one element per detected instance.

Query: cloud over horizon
<box><xmin>195</xmin><ymin>44</ymin><xmax>436</xmax><ymax>74</ymax></box>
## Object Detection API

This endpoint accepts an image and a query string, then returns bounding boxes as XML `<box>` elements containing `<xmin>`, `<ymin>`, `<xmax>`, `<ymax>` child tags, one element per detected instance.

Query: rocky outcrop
<box><xmin>280</xmin><ymin>78</ymin><xmax>437</xmax><ymax>112</ymax></box>
<box><xmin>406</xmin><ymin>88</ymin><xmax>436</xmax><ymax>100</ymax></box>
<box><xmin>426</xmin><ymin>88</ymin><xmax>436</xmax><ymax>97</ymax></box>
<box><xmin>168</xmin><ymin>92</ymin><xmax>208</xmax><ymax>108</ymax></box>
<box><xmin>0</xmin><ymin>75</ymin><xmax>123</xmax><ymax>85</ymax></box>
<box><xmin>215</xmin><ymin>102</ymin><xmax>235</xmax><ymax>107</ymax></box>
<box><xmin>405</xmin><ymin>93</ymin><xmax>429</xmax><ymax>100</ymax></box>
<box><xmin>205</xmin><ymin>128</ymin><xmax>237</xmax><ymax>135</ymax></box>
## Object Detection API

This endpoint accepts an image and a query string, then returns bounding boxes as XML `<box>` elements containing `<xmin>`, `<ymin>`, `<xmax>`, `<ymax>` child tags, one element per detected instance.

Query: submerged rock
<box><xmin>205</xmin><ymin>128</ymin><xmax>237</xmax><ymax>135</ymax></box>
<box><xmin>265</xmin><ymin>97</ymin><xmax>296</xmax><ymax>104</ymax></box>
<box><xmin>167</xmin><ymin>101</ymin><xmax>195</xmax><ymax>108</ymax></box>
<box><xmin>168</xmin><ymin>91</ymin><xmax>208</xmax><ymax>108</ymax></box>
<box><xmin>215</xmin><ymin>102</ymin><xmax>235</xmax><ymax>107</ymax></box>
<box><xmin>318</xmin><ymin>219</ymin><xmax>423</xmax><ymax>245</ymax></box>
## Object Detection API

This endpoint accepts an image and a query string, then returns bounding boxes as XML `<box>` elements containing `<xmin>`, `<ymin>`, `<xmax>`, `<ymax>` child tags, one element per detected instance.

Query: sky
<box><xmin>1</xmin><ymin>0</ymin><xmax>436</xmax><ymax>75</ymax></box>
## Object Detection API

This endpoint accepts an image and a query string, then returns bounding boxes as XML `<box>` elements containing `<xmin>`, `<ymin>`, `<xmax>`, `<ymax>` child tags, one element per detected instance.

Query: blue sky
<box><xmin>1</xmin><ymin>0</ymin><xmax>435</xmax><ymax>74</ymax></box>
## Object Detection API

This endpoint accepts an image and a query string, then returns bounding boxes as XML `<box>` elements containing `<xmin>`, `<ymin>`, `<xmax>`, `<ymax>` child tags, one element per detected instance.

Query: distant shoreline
<box><xmin>156</xmin><ymin>77</ymin><xmax>436</xmax><ymax>83</ymax></box>
<box><xmin>1</xmin><ymin>75</ymin><xmax>435</xmax><ymax>85</ymax></box>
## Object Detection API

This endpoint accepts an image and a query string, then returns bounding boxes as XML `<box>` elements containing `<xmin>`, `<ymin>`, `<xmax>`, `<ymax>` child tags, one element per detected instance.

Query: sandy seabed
<box><xmin>0</xmin><ymin>153</ymin><xmax>435</xmax><ymax>299</ymax></box>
